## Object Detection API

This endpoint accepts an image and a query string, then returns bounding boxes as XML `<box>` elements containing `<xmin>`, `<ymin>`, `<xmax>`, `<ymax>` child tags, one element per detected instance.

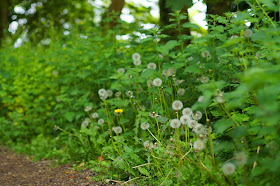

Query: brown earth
<box><xmin>0</xmin><ymin>147</ymin><xmax>121</xmax><ymax>186</ymax></box>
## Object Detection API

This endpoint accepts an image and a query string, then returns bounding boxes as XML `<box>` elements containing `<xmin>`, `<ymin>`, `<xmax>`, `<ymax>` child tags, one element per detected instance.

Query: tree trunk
<box><xmin>101</xmin><ymin>0</ymin><xmax>125</xmax><ymax>31</ymax></box>
<box><xmin>205</xmin><ymin>0</ymin><xmax>232</xmax><ymax>16</ymax></box>
<box><xmin>0</xmin><ymin>0</ymin><xmax>9</xmax><ymax>46</ymax></box>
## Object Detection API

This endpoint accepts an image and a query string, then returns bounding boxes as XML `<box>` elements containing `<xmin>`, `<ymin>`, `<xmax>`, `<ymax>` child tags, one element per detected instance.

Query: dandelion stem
<box><xmin>147</xmin><ymin>129</ymin><xmax>161</xmax><ymax>145</ymax></box>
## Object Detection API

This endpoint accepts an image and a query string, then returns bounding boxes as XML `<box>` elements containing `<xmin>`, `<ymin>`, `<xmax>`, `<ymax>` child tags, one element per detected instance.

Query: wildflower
<box><xmin>112</xmin><ymin>126</ymin><xmax>122</xmax><ymax>134</ymax></box>
<box><xmin>201</xmin><ymin>50</ymin><xmax>211</xmax><ymax>59</ymax></box>
<box><xmin>140</xmin><ymin>122</ymin><xmax>150</xmax><ymax>130</ymax></box>
<box><xmin>170</xmin><ymin>119</ymin><xmax>181</xmax><ymax>128</ymax></box>
<box><xmin>180</xmin><ymin>115</ymin><xmax>191</xmax><ymax>125</ymax></box>
<box><xmin>144</xmin><ymin>140</ymin><xmax>153</xmax><ymax>149</ymax></box>
<box><xmin>126</xmin><ymin>91</ymin><xmax>133</xmax><ymax>97</ymax></box>
<box><xmin>52</xmin><ymin>70</ymin><xmax>59</xmax><ymax>76</ymax></box>
<box><xmin>132</xmin><ymin>53</ymin><xmax>141</xmax><ymax>61</ymax></box>
<box><xmin>244</xmin><ymin>29</ymin><xmax>253</xmax><ymax>37</ymax></box>
<box><xmin>114</xmin><ymin>109</ymin><xmax>123</xmax><ymax>114</ymax></box>
<box><xmin>117</xmin><ymin>68</ymin><xmax>125</xmax><ymax>74</ymax></box>
<box><xmin>200</xmin><ymin>76</ymin><xmax>209</xmax><ymax>83</ymax></box>
<box><xmin>84</xmin><ymin>106</ymin><xmax>92</xmax><ymax>112</ymax></box>
<box><xmin>193</xmin><ymin>111</ymin><xmax>202</xmax><ymax>120</ymax></box>
<box><xmin>193</xmin><ymin>139</ymin><xmax>205</xmax><ymax>151</ymax></box>
<box><xmin>98</xmin><ymin>89</ymin><xmax>107</xmax><ymax>97</ymax></box>
<box><xmin>177</xmin><ymin>88</ymin><xmax>185</xmax><ymax>96</ymax></box>
<box><xmin>106</xmin><ymin>90</ymin><xmax>113</xmax><ymax>97</ymax></box>
<box><xmin>98</xmin><ymin>119</ymin><xmax>104</xmax><ymax>125</ymax></box>
<box><xmin>235</xmin><ymin>151</ymin><xmax>247</xmax><ymax>166</ymax></box>
<box><xmin>85</xmin><ymin>117</ymin><xmax>91</xmax><ymax>123</ymax></box>
<box><xmin>182</xmin><ymin>108</ymin><xmax>193</xmax><ymax>116</ymax></box>
<box><xmin>115</xmin><ymin>91</ymin><xmax>121</xmax><ymax>97</ymax></box>
<box><xmin>198</xmin><ymin>96</ymin><xmax>204</xmax><ymax>103</ymax></box>
<box><xmin>222</xmin><ymin>162</ymin><xmax>236</xmax><ymax>175</ymax></box>
<box><xmin>153</xmin><ymin>78</ymin><xmax>162</xmax><ymax>87</ymax></box>
<box><xmin>172</xmin><ymin>100</ymin><xmax>183</xmax><ymax>110</ymax></box>
<box><xmin>91</xmin><ymin>112</ymin><xmax>98</xmax><ymax>119</ymax></box>
<box><xmin>81</xmin><ymin>120</ymin><xmax>89</xmax><ymax>128</ymax></box>
<box><xmin>194</xmin><ymin>124</ymin><xmax>205</xmax><ymax>135</ymax></box>
<box><xmin>133</xmin><ymin>59</ymin><xmax>141</xmax><ymax>66</ymax></box>
<box><xmin>188</xmin><ymin>120</ymin><xmax>197</xmax><ymax>129</ymax></box>
<box><xmin>147</xmin><ymin>63</ymin><xmax>157</xmax><ymax>69</ymax></box>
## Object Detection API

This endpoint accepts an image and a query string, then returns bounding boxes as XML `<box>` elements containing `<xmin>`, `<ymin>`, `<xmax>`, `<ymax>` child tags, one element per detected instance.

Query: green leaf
<box><xmin>182</xmin><ymin>22</ymin><xmax>200</xmax><ymax>30</ymax></box>
<box><xmin>138</xmin><ymin>167</ymin><xmax>150</xmax><ymax>177</ymax></box>
<box><xmin>214</xmin><ymin>119</ymin><xmax>234</xmax><ymax>134</ymax></box>
<box><xmin>166</xmin><ymin>0</ymin><xmax>193</xmax><ymax>10</ymax></box>
<box><xmin>64</xmin><ymin>112</ymin><xmax>75</xmax><ymax>122</ymax></box>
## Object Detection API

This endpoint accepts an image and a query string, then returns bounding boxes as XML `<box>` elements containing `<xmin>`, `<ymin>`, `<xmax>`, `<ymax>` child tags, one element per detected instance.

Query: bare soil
<box><xmin>0</xmin><ymin>146</ymin><xmax>118</xmax><ymax>186</ymax></box>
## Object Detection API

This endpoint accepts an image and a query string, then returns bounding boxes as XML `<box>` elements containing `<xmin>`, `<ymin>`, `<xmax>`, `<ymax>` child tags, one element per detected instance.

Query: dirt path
<box><xmin>0</xmin><ymin>147</ymin><xmax>113</xmax><ymax>186</ymax></box>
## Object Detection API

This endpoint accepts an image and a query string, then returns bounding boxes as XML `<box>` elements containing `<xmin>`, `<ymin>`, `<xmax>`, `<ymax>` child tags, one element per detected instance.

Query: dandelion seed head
<box><xmin>98</xmin><ymin>89</ymin><xmax>107</xmax><ymax>97</ymax></box>
<box><xmin>194</xmin><ymin>123</ymin><xmax>205</xmax><ymax>135</ymax></box>
<box><xmin>177</xmin><ymin>88</ymin><xmax>185</xmax><ymax>96</ymax></box>
<box><xmin>115</xmin><ymin>91</ymin><xmax>121</xmax><ymax>97</ymax></box>
<box><xmin>91</xmin><ymin>112</ymin><xmax>99</xmax><ymax>119</ymax></box>
<box><xmin>84</xmin><ymin>106</ymin><xmax>92</xmax><ymax>112</ymax></box>
<box><xmin>117</xmin><ymin>68</ymin><xmax>125</xmax><ymax>74</ymax></box>
<box><xmin>147</xmin><ymin>63</ymin><xmax>157</xmax><ymax>69</ymax></box>
<box><xmin>201</xmin><ymin>50</ymin><xmax>211</xmax><ymax>58</ymax></box>
<box><xmin>106</xmin><ymin>89</ymin><xmax>113</xmax><ymax>97</ymax></box>
<box><xmin>153</xmin><ymin>78</ymin><xmax>162</xmax><ymax>87</ymax></box>
<box><xmin>198</xmin><ymin>96</ymin><xmax>204</xmax><ymax>103</ymax></box>
<box><xmin>200</xmin><ymin>76</ymin><xmax>209</xmax><ymax>83</ymax></box>
<box><xmin>126</xmin><ymin>91</ymin><xmax>133</xmax><ymax>97</ymax></box>
<box><xmin>180</xmin><ymin>115</ymin><xmax>191</xmax><ymax>125</ymax></box>
<box><xmin>193</xmin><ymin>111</ymin><xmax>203</xmax><ymax>120</ymax></box>
<box><xmin>81</xmin><ymin>120</ymin><xmax>89</xmax><ymax>127</ymax></box>
<box><xmin>52</xmin><ymin>70</ymin><xmax>59</xmax><ymax>76</ymax></box>
<box><xmin>100</xmin><ymin>94</ymin><xmax>108</xmax><ymax>100</ymax></box>
<box><xmin>172</xmin><ymin>100</ymin><xmax>183</xmax><ymax>110</ymax></box>
<box><xmin>144</xmin><ymin>140</ymin><xmax>153</xmax><ymax>149</ymax></box>
<box><xmin>182</xmin><ymin>108</ymin><xmax>193</xmax><ymax>116</ymax></box>
<box><xmin>98</xmin><ymin>119</ymin><xmax>104</xmax><ymax>125</ymax></box>
<box><xmin>132</xmin><ymin>53</ymin><xmax>141</xmax><ymax>61</ymax></box>
<box><xmin>112</xmin><ymin>126</ymin><xmax>122</xmax><ymax>134</ymax></box>
<box><xmin>188</xmin><ymin>120</ymin><xmax>197</xmax><ymax>129</ymax></box>
<box><xmin>174</xmin><ymin>170</ymin><xmax>182</xmax><ymax>178</ymax></box>
<box><xmin>170</xmin><ymin>119</ymin><xmax>181</xmax><ymax>128</ymax></box>
<box><xmin>133</xmin><ymin>59</ymin><xmax>141</xmax><ymax>66</ymax></box>
<box><xmin>244</xmin><ymin>29</ymin><xmax>253</xmax><ymax>37</ymax></box>
<box><xmin>188</xmin><ymin>56</ymin><xmax>194</xmax><ymax>61</ymax></box>
<box><xmin>193</xmin><ymin>139</ymin><xmax>205</xmax><ymax>151</ymax></box>
<box><xmin>215</xmin><ymin>96</ymin><xmax>225</xmax><ymax>103</ymax></box>
<box><xmin>235</xmin><ymin>151</ymin><xmax>247</xmax><ymax>166</ymax></box>
<box><xmin>222</xmin><ymin>162</ymin><xmax>236</xmax><ymax>175</ymax></box>
<box><xmin>140</xmin><ymin>122</ymin><xmax>150</xmax><ymax>130</ymax></box>
<box><xmin>85</xmin><ymin>117</ymin><xmax>91</xmax><ymax>123</ymax></box>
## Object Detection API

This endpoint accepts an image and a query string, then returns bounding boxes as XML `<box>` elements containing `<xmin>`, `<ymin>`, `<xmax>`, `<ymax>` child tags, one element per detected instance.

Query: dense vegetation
<box><xmin>1</xmin><ymin>0</ymin><xmax>280</xmax><ymax>185</ymax></box>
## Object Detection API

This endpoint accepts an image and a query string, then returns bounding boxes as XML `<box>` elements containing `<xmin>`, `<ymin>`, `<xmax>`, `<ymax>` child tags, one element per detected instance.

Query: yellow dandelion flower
<box><xmin>114</xmin><ymin>109</ymin><xmax>123</xmax><ymax>114</ymax></box>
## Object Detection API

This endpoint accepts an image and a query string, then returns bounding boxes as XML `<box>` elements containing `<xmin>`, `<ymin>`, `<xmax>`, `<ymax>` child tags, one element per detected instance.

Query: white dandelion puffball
<box><xmin>200</xmin><ymin>76</ymin><xmax>209</xmax><ymax>83</ymax></box>
<box><xmin>180</xmin><ymin>115</ymin><xmax>191</xmax><ymax>125</ymax></box>
<box><xmin>81</xmin><ymin>120</ymin><xmax>89</xmax><ymax>128</ymax></box>
<box><xmin>84</xmin><ymin>106</ymin><xmax>92</xmax><ymax>112</ymax></box>
<box><xmin>98</xmin><ymin>89</ymin><xmax>107</xmax><ymax>96</ymax></box>
<box><xmin>222</xmin><ymin>162</ymin><xmax>236</xmax><ymax>176</ymax></box>
<box><xmin>91</xmin><ymin>112</ymin><xmax>98</xmax><ymax>119</ymax></box>
<box><xmin>147</xmin><ymin>79</ymin><xmax>154</xmax><ymax>87</ymax></box>
<box><xmin>167</xmin><ymin>68</ymin><xmax>176</xmax><ymax>77</ymax></box>
<box><xmin>172</xmin><ymin>100</ymin><xmax>183</xmax><ymax>110</ymax></box>
<box><xmin>147</xmin><ymin>63</ymin><xmax>157</xmax><ymax>69</ymax></box>
<box><xmin>144</xmin><ymin>140</ymin><xmax>153</xmax><ymax>149</ymax></box>
<box><xmin>188</xmin><ymin>120</ymin><xmax>197</xmax><ymax>129</ymax></box>
<box><xmin>198</xmin><ymin>96</ymin><xmax>204</xmax><ymax>103</ymax></box>
<box><xmin>215</xmin><ymin>96</ymin><xmax>225</xmax><ymax>103</ymax></box>
<box><xmin>201</xmin><ymin>50</ymin><xmax>211</xmax><ymax>58</ymax></box>
<box><xmin>149</xmin><ymin>112</ymin><xmax>157</xmax><ymax>118</ymax></box>
<box><xmin>106</xmin><ymin>89</ymin><xmax>113</xmax><ymax>97</ymax></box>
<box><xmin>194</xmin><ymin>124</ymin><xmax>205</xmax><ymax>135</ymax></box>
<box><xmin>193</xmin><ymin>139</ymin><xmax>205</xmax><ymax>151</ymax></box>
<box><xmin>182</xmin><ymin>108</ymin><xmax>193</xmax><ymax>116</ymax></box>
<box><xmin>153</xmin><ymin>78</ymin><xmax>162</xmax><ymax>87</ymax></box>
<box><xmin>52</xmin><ymin>70</ymin><xmax>59</xmax><ymax>76</ymax></box>
<box><xmin>98</xmin><ymin>119</ymin><xmax>104</xmax><ymax>125</ymax></box>
<box><xmin>141</xmin><ymin>122</ymin><xmax>150</xmax><ymax>130</ymax></box>
<box><xmin>85</xmin><ymin>117</ymin><xmax>91</xmax><ymax>123</ymax></box>
<box><xmin>194</xmin><ymin>111</ymin><xmax>203</xmax><ymax>120</ymax></box>
<box><xmin>100</xmin><ymin>94</ymin><xmax>108</xmax><ymax>100</ymax></box>
<box><xmin>115</xmin><ymin>91</ymin><xmax>121</xmax><ymax>97</ymax></box>
<box><xmin>188</xmin><ymin>56</ymin><xmax>194</xmax><ymax>61</ymax></box>
<box><xmin>126</xmin><ymin>91</ymin><xmax>133</xmax><ymax>97</ymax></box>
<box><xmin>177</xmin><ymin>88</ymin><xmax>185</xmax><ymax>96</ymax></box>
<box><xmin>235</xmin><ymin>151</ymin><xmax>247</xmax><ymax>166</ymax></box>
<box><xmin>133</xmin><ymin>59</ymin><xmax>141</xmax><ymax>66</ymax></box>
<box><xmin>244</xmin><ymin>29</ymin><xmax>253</xmax><ymax>38</ymax></box>
<box><xmin>112</xmin><ymin>126</ymin><xmax>122</xmax><ymax>134</ymax></box>
<box><xmin>170</xmin><ymin>119</ymin><xmax>181</xmax><ymax>128</ymax></box>
<box><xmin>117</xmin><ymin>68</ymin><xmax>125</xmax><ymax>74</ymax></box>
<box><xmin>132</xmin><ymin>53</ymin><xmax>141</xmax><ymax>61</ymax></box>
<box><xmin>161</xmin><ymin>70</ymin><xmax>168</xmax><ymax>77</ymax></box>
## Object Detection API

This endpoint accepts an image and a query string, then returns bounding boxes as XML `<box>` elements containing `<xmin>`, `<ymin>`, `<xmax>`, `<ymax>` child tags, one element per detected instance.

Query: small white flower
<box><xmin>222</xmin><ymin>162</ymin><xmax>236</xmax><ymax>175</ymax></box>
<box><xmin>193</xmin><ymin>139</ymin><xmax>205</xmax><ymax>151</ymax></box>
<box><xmin>182</xmin><ymin>108</ymin><xmax>193</xmax><ymax>116</ymax></box>
<box><xmin>188</xmin><ymin>120</ymin><xmax>197</xmax><ymax>129</ymax></box>
<box><xmin>91</xmin><ymin>112</ymin><xmax>98</xmax><ymax>119</ymax></box>
<box><xmin>235</xmin><ymin>151</ymin><xmax>247</xmax><ymax>166</ymax></box>
<box><xmin>140</xmin><ymin>122</ymin><xmax>150</xmax><ymax>130</ymax></box>
<box><xmin>98</xmin><ymin>119</ymin><xmax>104</xmax><ymax>125</ymax></box>
<box><xmin>126</xmin><ymin>91</ymin><xmax>133</xmax><ymax>97</ymax></box>
<box><xmin>194</xmin><ymin>124</ymin><xmax>205</xmax><ymax>135</ymax></box>
<box><xmin>147</xmin><ymin>63</ymin><xmax>157</xmax><ymax>69</ymax></box>
<box><xmin>81</xmin><ymin>120</ymin><xmax>89</xmax><ymax>128</ymax></box>
<box><xmin>177</xmin><ymin>88</ymin><xmax>185</xmax><ymax>96</ymax></box>
<box><xmin>153</xmin><ymin>78</ymin><xmax>162</xmax><ymax>87</ymax></box>
<box><xmin>172</xmin><ymin>100</ymin><xmax>183</xmax><ymax>110</ymax></box>
<box><xmin>98</xmin><ymin>89</ymin><xmax>107</xmax><ymax>96</ymax></box>
<box><xmin>244</xmin><ymin>29</ymin><xmax>253</xmax><ymax>38</ymax></box>
<box><xmin>198</xmin><ymin>96</ymin><xmax>204</xmax><ymax>103</ymax></box>
<box><xmin>180</xmin><ymin>115</ymin><xmax>191</xmax><ymax>125</ymax></box>
<box><xmin>201</xmin><ymin>50</ymin><xmax>211</xmax><ymax>59</ymax></box>
<box><xmin>132</xmin><ymin>53</ymin><xmax>141</xmax><ymax>61</ymax></box>
<box><xmin>193</xmin><ymin>111</ymin><xmax>203</xmax><ymax>120</ymax></box>
<box><xmin>106</xmin><ymin>90</ymin><xmax>113</xmax><ymax>97</ymax></box>
<box><xmin>133</xmin><ymin>59</ymin><xmax>141</xmax><ymax>66</ymax></box>
<box><xmin>200</xmin><ymin>76</ymin><xmax>209</xmax><ymax>83</ymax></box>
<box><xmin>112</xmin><ymin>126</ymin><xmax>122</xmax><ymax>134</ymax></box>
<box><xmin>117</xmin><ymin>68</ymin><xmax>125</xmax><ymax>74</ymax></box>
<box><xmin>170</xmin><ymin>119</ymin><xmax>181</xmax><ymax>128</ymax></box>
<box><xmin>84</xmin><ymin>106</ymin><xmax>92</xmax><ymax>112</ymax></box>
